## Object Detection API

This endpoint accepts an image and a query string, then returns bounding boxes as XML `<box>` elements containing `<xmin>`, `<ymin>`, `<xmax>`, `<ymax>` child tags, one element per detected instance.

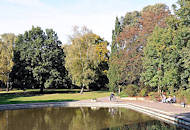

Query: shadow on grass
<box><xmin>94</xmin><ymin>91</ymin><xmax>110</xmax><ymax>93</ymax></box>
<box><xmin>0</xmin><ymin>90</ymin><xmax>82</xmax><ymax>96</ymax></box>
<box><xmin>0</xmin><ymin>90</ymin><xmax>81</xmax><ymax>105</ymax></box>
<box><xmin>0</xmin><ymin>99</ymin><xmax>78</xmax><ymax>105</ymax></box>
<box><xmin>0</xmin><ymin>90</ymin><xmax>109</xmax><ymax>105</ymax></box>
<box><xmin>0</xmin><ymin>89</ymin><xmax>86</xmax><ymax>101</ymax></box>
<box><xmin>0</xmin><ymin>90</ymin><xmax>108</xmax><ymax>98</ymax></box>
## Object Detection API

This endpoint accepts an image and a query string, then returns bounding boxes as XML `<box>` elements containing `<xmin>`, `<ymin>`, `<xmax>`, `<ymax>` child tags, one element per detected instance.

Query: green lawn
<box><xmin>0</xmin><ymin>89</ymin><xmax>110</xmax><ymax>104</ymax></box>
<box><xmin>0</xmin><ymin>89</ymin><xmax>82</xmax><ymax>93</ymax></box>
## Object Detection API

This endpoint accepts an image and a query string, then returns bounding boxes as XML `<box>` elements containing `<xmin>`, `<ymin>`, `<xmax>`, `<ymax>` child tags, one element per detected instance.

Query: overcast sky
<box><xmin>0</xmin><ymin>0</ymin><xmax>177</xmax><ymax>43</ymax></box>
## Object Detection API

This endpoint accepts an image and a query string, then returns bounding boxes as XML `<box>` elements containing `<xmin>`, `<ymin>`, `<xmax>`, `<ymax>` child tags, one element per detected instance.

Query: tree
<box><xmin>141</xmin><ymin>26</ymin><xmax>179</xmax><ymax>92</ymax></box>
<box><xmin>11</xmin><ymin>26</ymin><xmax>67</xmax><ymax>93</ymax></box>
<box><xmin>141</xmin><ymin>0</ymin><xmax>190</xmax><ymax>93</ymax></box>
<box><xmin>65</xmin><ymin>26</ymin><xmax>109</xmax><ymax>93</ymax></box>
<box><xmin>0</xmin><ymin>33</ymin><xmax>15</xmax><ymax>91</ymax></box>
<box><xmin>180</xmin><ymin>47</ymin><xmax>190</xmax><ymax>89</ymax></box>
<box><xmin>141</xmin><ymin>16</ymin><xmax>190</xmax><ymax>93</ymax></box>
<box><xmin>173</xmin><ymin>0</ymin><xmax>190</xmax><ymax>90</ymax></box>
<box><xmin>113</xmin><ymin>4</ymin><xmax>170</xmax><ymax>91</ymax></box>
<box><xmin>139</xmin><ymin>4</ymin><xmax>170</xmax><ymax>44</ymax></box>
<box><xmin>107</xmin><ymin>17</ymin><xmax>122</xmax><ymax>92</ymax></box>
<box><xmin>173</xmin><ymin>0</ymin><xmax>190</xmax><ymax>27</ymax></box>
<box><xmin>91</xmin><ymin>41</ymin><xmax>109</xmax><ymax>90</ymax></box>
<box><xmin>117</xmin><ymin>11</ymin><xmax>141</xmax><ymax>86</ymax></box>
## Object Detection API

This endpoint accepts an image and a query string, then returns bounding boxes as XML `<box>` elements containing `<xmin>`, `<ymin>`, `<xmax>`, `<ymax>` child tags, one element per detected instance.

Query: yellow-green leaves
<box><xmin>0</xmin><ymin>33</ymin><xmax>15</xmax><ymax>83</ymax></box>
<box><xmin>95</xmin><ymin>41</ymin><xmax>109</xmax><ymax>63</ymax></box>
<box><xmin>65</xmin><ymin>27</ymin><xmax>109</xmax><ymax>91</ymax></box>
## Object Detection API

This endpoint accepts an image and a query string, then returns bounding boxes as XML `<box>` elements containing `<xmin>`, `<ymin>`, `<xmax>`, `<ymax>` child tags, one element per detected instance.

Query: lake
<box><xmin>0</xmin><ymin>107</ymin><xmax>185</xmax><ymax>130</ymax></box>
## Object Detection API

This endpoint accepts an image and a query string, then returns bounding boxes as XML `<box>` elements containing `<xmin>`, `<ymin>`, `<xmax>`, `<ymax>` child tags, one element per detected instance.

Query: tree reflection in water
<box><xmin>0</xmin><ymin>107</ymin><xmax>185</xmax><ymax>130</ymax></box>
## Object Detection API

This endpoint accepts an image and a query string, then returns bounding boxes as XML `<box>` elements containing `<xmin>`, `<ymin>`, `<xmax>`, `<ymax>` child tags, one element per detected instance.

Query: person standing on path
<box><xmin>110</xmin><ymin>92</ymin><xmax>115</xmax><ymax>101</ymax></box>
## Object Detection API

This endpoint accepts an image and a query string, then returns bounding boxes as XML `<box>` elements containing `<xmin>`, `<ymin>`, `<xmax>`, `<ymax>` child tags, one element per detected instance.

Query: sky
<box><xmin>0</xmin><ymin>0</ymin><xmax>178</xmax><ymax>44</ymax></box>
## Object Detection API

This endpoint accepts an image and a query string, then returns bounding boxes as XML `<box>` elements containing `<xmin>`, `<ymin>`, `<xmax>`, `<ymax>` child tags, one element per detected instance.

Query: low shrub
<box><xmin>176</xmin><ymin>89</ymin><xmax>190</xmax><ymax>104</ymax></box>
<box><xmin>119</xmin><ymin>91</ymin><xmax>129</xmax><ymax>97</ymax></box>
<box><xmin>138</xmin><ymin>88</ymin><xmax>149</xmax><ymax>97</ymax></box>
<box><xmin>120</xmin><ymin>84</ymin><xmax>139</xmax><ymax>97</ymax></box>
<box><xmin>176</xmin><ymin>89</ymin><xmax>185</xmax><ymax>102</ymax></box>
<box><xmin>184</xmin><ymin>89</ymin><xmax>190</xmax><ymax>104</ymax></box>
<box><xmin>148</xmin><ymin>92</ymin><xmax>160</xmax><ymax>101</ymax></box>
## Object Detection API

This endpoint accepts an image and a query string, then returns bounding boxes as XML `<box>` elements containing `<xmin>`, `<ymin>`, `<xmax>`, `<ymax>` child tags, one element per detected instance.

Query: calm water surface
<box><xmin>0</xmin><ymin>107</ymin><xmax>185</xmax><ymax>130</ymax></box>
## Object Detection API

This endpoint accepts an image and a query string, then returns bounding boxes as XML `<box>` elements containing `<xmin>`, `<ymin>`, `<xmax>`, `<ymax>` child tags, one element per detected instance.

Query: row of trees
<box><xmin>0</xmin><ymin>26</ymin><xmax>109</xmax><ymax>93</ymax></box>
<box><xmin>108</xmin><ymin>0</ymin><xmax>190</xmax><ymax>95</ymax></box>
<box><xmin>0</xmin><ymin>0</ymin><xmax>189</xmax><ymax>95</ymax></box>
<box><xmin>0</xmin><ymin>27</ymin><xmax>70</xmax><ymax>93</ymax></box>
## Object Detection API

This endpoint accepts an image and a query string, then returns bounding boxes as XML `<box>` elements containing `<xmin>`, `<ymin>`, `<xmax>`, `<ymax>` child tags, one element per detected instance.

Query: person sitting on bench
<box><xmin>161</xmin><ymin>94</ymin><xmax>167</xmax><ymax>103</ymax></box>
<box><xmin>166</xmin><ymin>96</ymin><xmax>172</xmax><ymax>103</ymax></box>
<box><xmin>172</xmin><ymin>96</ymin><xmax>176</xmax><ymax>103</ymax></box>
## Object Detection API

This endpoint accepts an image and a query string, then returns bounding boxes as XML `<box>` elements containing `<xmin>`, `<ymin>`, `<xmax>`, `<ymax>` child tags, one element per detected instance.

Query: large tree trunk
<box><xmin>80</xmin><ymin>86</ymin><xmax>84</xmax><ymax>94</ymax></box>
<box><xmin>6</xmin><ymin>81</ymin><xmax>9</xmax><ymax>92</ymax></box>
<box><xmin>6</xmin><ymin>74</ymin><xmax>9</xmax><ymax>92</ymax></box>
<box><xmin>118</xmin><ymin>86</ymin><xmax>121</xmax><ymax>94</ymax></box>
<box><xmin>158</xmin><ymin>86</ymin><xmax>160</xmax><ymax>94</ymax></box>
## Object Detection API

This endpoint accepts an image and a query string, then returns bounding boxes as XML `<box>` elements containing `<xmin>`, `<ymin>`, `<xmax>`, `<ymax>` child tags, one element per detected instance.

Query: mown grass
<box><xmin>0</xmin><ymin>89</ymin><xmax>110</xmax><ymax>104</ymax></box>
<box><xmin>0</xmin><ymin>89</ymin><xmax>82</xmax><ymax>93</ymax></box>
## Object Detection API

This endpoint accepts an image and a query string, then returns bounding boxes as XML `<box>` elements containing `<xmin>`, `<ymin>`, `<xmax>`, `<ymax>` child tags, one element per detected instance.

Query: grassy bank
<box><xmin>0</xmin><ymin>89</ymin><xmax>110</xmax><ymax>104</ymax></box>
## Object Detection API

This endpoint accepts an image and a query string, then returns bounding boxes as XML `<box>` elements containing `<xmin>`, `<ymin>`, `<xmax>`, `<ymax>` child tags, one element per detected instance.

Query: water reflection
<box><xmin>91</xmin><ymin>107</ymin><xmax>100</xmax><ymax>110</ymax></box>
<box><xmin>0</xmin><ymin>107</ymin><xmax>184</xmax><ymax>130</ymax></box>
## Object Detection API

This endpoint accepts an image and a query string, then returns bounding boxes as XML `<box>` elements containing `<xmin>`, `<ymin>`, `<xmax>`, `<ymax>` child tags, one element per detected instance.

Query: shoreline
<box><xmin>0</xmin><ymin>98</ymin><xmax>190</xmax><ymax>129</ymax></box>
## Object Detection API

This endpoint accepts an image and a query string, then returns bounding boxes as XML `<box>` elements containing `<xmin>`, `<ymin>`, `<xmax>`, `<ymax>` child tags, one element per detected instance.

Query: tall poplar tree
<box><xmin>107</xmin><ymin>17</ymin><xmax>122</xmax><ymax>92</ymax></box>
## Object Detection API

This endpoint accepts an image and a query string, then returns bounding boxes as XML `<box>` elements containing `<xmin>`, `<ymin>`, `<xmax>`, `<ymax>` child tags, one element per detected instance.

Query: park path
<box><xmin>0</xmin><ymin>96</ymin><xmax>189</xmax><ymax>117</ymax></box>
<box><xmin>78</xmin><ymin>96</ymin><xmax>190</xmax><ymax>117</ymax></box>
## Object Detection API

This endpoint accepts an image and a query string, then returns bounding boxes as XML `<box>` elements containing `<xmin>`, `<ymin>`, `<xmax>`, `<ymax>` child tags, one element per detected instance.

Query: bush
<box><xmin>120</xmin><ymin>84</ymin><xmax>139</xmax><ymax>97</ymax></box>
<box><xmin>138</xmin><ymin>88</ymin><xmax>149</xmax><ymax>97</ymax></box>
<box><xmin>176</xmin><ymin>89</ymin><xmax>185</xmax><ymax>102</ymax></box>
<box><xmin>176</xmin><ymin>89</ymin><xmax>190</xmax><ymax>104</ymax></box>
<box><xmin>184</xmin><ymin>89</ymin><xmax>190</xmax><ymax>104</ymax></box>
<box><xmin>119</xmin><ymin>91</ymin><xmax>129</xmax><ymax>97</ymax></box>
<box><xmin>148</xmin><ymin>92</ymin><xmax>160</xmax><ymax>101</ymax></box>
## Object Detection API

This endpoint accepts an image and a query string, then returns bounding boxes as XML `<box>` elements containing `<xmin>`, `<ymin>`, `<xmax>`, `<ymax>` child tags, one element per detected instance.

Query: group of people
<box><xmin>161</xmin><ymin>95</ymin><xmax>176</xmax><ymax>103</ymax></box>
<box><xmin>109</xmin><ymin>92</ymin><xmax>176</xmax><ymax>104</ymax></box>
